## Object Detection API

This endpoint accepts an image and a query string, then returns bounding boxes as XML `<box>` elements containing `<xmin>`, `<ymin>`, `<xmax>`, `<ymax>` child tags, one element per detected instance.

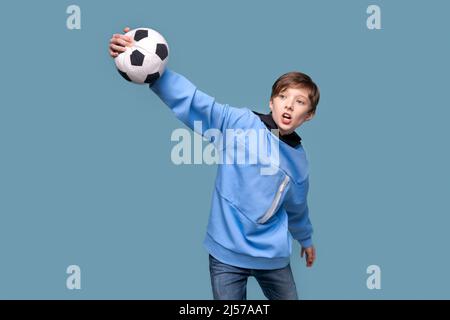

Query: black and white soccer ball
<box><xmin>114</xmin><ymin>28</ymin><xmax>169</xmax><ymax>85</ymax></box>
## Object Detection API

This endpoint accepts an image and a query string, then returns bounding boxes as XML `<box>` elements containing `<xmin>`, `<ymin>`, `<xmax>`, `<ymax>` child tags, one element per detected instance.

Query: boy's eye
<box><xmin>279</xmin><ymin>94</ymin><xmax>286</xmax><ymax>99</ymax></box>
<box><xmin>297</xmin><ymin>100</ymin><xmax>305</xmax><ymax>105</ymax></box>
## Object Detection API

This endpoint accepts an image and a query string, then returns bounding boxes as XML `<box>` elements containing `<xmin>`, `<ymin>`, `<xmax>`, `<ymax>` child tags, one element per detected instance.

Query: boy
<box><xmin>109</xmin><ymin>27</ymin><xmax>320</xmax><ymax>300</ymax></box>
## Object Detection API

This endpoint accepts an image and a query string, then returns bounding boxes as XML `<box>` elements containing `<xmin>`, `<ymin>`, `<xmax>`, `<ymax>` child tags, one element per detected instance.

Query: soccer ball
<box><xmin>114</xmin><ymin>28</ymin><xmax>169</xmax><ymax>85</ymax></box>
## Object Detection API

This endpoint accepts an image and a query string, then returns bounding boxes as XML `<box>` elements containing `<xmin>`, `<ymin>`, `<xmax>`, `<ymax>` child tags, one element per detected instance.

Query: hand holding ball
<box><xmin>114</xmin><ymin>28</ymin><xmax>169</xmax><ymax>85</ymax></box>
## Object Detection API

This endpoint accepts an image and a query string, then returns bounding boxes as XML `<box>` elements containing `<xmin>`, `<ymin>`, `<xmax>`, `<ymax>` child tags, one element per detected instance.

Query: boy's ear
<box><xmin>305</xmin><ymin>111</ymin><xmax>315</xmax><ymax>121</ymax></box>
<box><xmin>269</xmin><ymin>99</ymin><xmax>273</xmax><ymax>112</ymax></box>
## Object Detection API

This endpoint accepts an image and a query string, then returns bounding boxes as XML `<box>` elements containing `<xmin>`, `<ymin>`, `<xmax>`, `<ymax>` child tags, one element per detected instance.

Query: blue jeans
<box><xmin>209</xmin><ymin>255</ymin><xmax>298</xmax><ymax>300</ymax></box>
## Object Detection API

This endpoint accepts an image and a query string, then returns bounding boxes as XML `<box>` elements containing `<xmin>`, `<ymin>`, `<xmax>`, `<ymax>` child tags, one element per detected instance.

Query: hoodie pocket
<box><xmin>216</xmin><ymin>163</ymin><xmax>291</xmax><ymax>225</ymax></box>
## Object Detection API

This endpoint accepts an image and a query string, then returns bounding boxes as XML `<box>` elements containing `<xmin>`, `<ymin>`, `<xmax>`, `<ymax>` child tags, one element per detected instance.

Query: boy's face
<box><xmin>269</xmin><ymin>86</ymin><xmax>315</xmax><ymax>135</ymax></box>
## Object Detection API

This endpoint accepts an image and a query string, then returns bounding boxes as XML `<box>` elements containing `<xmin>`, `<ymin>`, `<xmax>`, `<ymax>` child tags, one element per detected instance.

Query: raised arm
<box><xmin>109</xmin><ymin>27</ymin><xmax>246</xmax><ymax>136</ymax></box>
<box><xmin>150</xmin><ymin>69</ymin><xmax>240</xmax><ymax>135</ymax></box>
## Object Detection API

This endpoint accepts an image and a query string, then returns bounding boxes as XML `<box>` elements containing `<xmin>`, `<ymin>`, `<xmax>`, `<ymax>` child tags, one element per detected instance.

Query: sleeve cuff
<box><xmin>149</xmin><ymin>68</ymin><xmax>171</xmax><ymax>90</ymax></box>
<box><xmin>298</xmin><ymin>237</ymin><xmax>313</xmax><ymax>248</ymax></box>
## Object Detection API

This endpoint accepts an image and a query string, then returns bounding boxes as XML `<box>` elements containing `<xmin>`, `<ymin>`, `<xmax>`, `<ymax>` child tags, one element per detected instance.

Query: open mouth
<box><xmin>281</xmin><ymin>113</ymin><xmax>292</xmax><ymax>125</ymax></box>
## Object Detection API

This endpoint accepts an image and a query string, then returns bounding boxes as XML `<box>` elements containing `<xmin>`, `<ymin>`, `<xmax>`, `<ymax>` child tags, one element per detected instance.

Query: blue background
<box><xmin>1</xmin><ymin>0</ymin><xmax>449</xmax><ymax>299</ymax></box>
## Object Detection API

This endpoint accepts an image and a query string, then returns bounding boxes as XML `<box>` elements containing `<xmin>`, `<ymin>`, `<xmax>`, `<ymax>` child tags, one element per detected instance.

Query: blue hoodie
<box><xmin>151</xmin><ymin>69</ymin><xmax>313</xmax><ymax>270</ymax></box>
